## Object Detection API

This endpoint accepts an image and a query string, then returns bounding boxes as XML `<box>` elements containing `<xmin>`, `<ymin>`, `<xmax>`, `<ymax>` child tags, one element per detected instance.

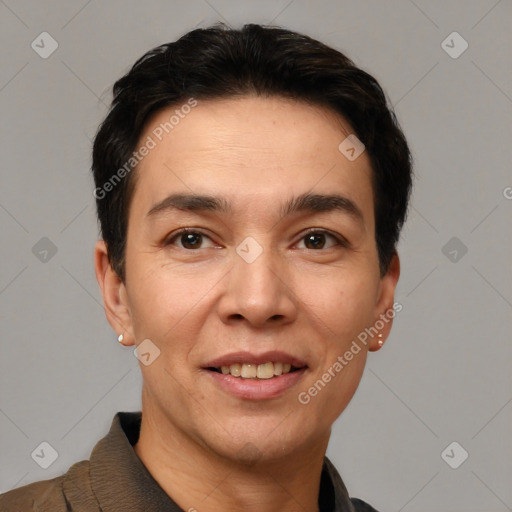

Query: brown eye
<box><xmin>297</xmin><ymin>230</ymin><xmax>345</xmax><ymax>250</ymax></box>
<box><xmin>166</xmin><ymin>229</ymin><xmax>216</xmax><ymax>250</ymax></box>
<box><xmin>304</xmin><ymin>233</ymin><xmax>327</xmax><ymax>249</ymax></box>
<box><xmin>180</xmin><ymin>232</ymin><xmax>203</xmax><ymax>249</ymax></box>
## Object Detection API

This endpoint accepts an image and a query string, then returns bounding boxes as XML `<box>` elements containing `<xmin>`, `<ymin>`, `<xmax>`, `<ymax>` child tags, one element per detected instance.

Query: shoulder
<box><xmin>0</xmin><ymin>474</ymin><xmax>67</xmax><ymax>511</ymax></box>
<box><xmin>0</xmin><ymin>460</ymin><xmax>97</xmax><ymax>511</ymax></box>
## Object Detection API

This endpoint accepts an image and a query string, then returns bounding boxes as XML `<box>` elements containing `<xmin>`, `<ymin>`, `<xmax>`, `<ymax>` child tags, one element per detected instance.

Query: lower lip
<box><xmin>205</xmin><ymin>368</ymin><xmax>307</xmax><ymax>400</ymax></box>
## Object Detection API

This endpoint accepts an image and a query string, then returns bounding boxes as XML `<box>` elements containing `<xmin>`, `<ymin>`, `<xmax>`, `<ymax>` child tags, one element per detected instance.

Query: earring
<box><xmin>117</xmin><ymin>334</ymin><xmax>124</xmax><ymax>344</ymax></box>
<box><xmin>378</xmin><ymin>333</ymin><xmax>384</xmax><ymax>347</ymax></box>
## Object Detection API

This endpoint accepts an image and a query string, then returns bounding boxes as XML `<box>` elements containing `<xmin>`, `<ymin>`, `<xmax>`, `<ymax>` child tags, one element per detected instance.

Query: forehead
<box><xmin>132</xmin><ymin>95</ymin><xmax>374</xmax><ymax>223</ymax></box>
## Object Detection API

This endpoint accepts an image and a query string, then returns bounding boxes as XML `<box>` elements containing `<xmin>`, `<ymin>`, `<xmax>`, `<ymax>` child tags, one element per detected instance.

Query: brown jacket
<box><xmin>0</xmin><ymin>412</ymin><xmax>379</xmax><ymax>511</ymax></box>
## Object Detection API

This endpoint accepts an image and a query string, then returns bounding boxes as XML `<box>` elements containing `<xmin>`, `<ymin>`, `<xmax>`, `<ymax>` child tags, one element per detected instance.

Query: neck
<box><xmin>133</xmin><ymin>399</ymin><xmax>329</xmax><ymax>512</ymax></box>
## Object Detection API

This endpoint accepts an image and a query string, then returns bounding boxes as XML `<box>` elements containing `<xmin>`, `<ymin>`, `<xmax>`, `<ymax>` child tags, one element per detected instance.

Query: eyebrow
<box><xmin>146</xmin><ymin>192</ymin><xmax>364</xmax><ymax>225</ymax></box>
<box><xmin>147</xmin><ymin>194</ymin><xmax>231</xmax><ymax>217</ymax></box>
<box><xmin>281</xmin><ymin>193</ymin><xmax>364</xmax><ymax>224</ymax></box>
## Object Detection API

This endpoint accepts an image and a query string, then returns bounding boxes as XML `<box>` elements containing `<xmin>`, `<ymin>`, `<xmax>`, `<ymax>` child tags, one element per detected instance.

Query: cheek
<box><xmin>305</xmin><ymin>276</ymin><xmax>376</xmax><ymax>420</ymax></box>
<box><xmin>126</xmin><ymin>266</ymin><xmax>203</xmax><ymax>403</ymax></box>
<box><xmin>297</xmin><ymin>272</ymin><xmax>378</xmax><ymax>343</ymax></box>
<box><xmin>297</xmin><ymin>345</ymin><xmax>367</xmax><ymax>431</ymax></box>
<box><xmin>323</xmin><ymin>355</ymin><xmax>367</xmax><ymax>422</ymax></box>
<box><xmin>125</xmin><ymin>258</ymin><xmax>200</xmax><ymax>342</ymax></box>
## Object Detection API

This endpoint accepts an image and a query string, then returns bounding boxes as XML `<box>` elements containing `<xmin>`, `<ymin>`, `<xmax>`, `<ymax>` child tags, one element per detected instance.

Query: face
<box><xmin>97</xmin><ymin>95</ymin><xmax>399</xmax><ymax>463</ymax></box>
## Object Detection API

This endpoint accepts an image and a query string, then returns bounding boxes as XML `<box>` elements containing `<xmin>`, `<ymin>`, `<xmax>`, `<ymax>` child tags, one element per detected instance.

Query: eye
<box><xmin>165</xmin><ymin>229</ymin><xmax>216</xmax><ymax>250</ymax></box>
<box><xmin>296</xmin><ymin>230</ymin><xmax>346</xmax><ymax>250</ymax></box>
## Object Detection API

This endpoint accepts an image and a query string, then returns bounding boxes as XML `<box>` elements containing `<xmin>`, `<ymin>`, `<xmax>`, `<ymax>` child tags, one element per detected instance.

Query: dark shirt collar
<box><xmin>89</xmin><ymin>411</ymin><xmax>356</xmax><ymax>512</ymax></box>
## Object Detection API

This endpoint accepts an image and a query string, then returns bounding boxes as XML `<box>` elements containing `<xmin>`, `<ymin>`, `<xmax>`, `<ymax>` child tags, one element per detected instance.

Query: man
<box><xmin>1</xmin><ymin>23</ymin><xmax>412</xmax><ymax>511</ymax></box>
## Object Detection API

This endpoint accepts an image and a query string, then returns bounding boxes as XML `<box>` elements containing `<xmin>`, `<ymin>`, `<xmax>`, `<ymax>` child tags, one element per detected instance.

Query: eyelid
<box><xmin>295</xmin><ymin>228</ymin><xmax>349</xmax><ymax>248</ymax></box>
<box><xmin>164</xmin><ymin>227</ymin><xmax>217</xmax><ymax>248</ymax></box>
<box><xmin>164</xmin><ymin>227</ymin><xmax>349</xmax><ymax>250</ymax></box>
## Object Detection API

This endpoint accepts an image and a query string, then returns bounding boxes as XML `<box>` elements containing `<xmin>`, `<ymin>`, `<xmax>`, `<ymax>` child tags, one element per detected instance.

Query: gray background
<box><xmin>0</xmin><ymin>1</ymin><xmax>511</xmax><ymax>510</ymax></box>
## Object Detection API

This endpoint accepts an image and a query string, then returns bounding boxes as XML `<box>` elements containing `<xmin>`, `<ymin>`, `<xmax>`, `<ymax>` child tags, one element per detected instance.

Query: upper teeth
<box><xmin>220</xmin><ymin>362</ymin><xmax>292</xmax><ymax>379</ymax></box>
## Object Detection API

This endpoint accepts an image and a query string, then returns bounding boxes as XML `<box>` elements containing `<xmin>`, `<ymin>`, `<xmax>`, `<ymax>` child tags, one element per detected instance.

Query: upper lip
<box><xmin>203</xmin><ymin>351</ymin><xmax>308</xmax><ymax>369</ymax></box>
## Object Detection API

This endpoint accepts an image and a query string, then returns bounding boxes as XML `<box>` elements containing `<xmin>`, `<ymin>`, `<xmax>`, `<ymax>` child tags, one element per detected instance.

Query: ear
<box><xmin>94</xmin><ymin>240</ymin><xmax>135</xmax><ymax>346</ymax></box>
<box><xmin>368</xmin><ymin>252</ymin><xmax>400</xmax><ymax>352</ymax></box>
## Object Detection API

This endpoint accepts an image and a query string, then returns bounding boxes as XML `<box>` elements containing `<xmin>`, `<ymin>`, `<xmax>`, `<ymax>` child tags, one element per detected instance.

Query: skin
<box><xmin>95</xmin><ymin>95</ymin><xmax>400</xmax><ymax>512</ymax></box>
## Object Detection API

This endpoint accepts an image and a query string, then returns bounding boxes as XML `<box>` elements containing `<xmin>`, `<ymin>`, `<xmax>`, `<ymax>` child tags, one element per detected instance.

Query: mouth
<box><xmin>203</xmin><ymin>351</ymin><xmax>308</xmax><ymax>380</ymax></box>
<box><xmin>206</xmin><ymin>362</ymin><xmax>306</xmax><ymax>380</ymax></box>
<box><xmin>202</xmin><ymin>351</ymin><xmax>308</xmax><ymax>398</ymax></box>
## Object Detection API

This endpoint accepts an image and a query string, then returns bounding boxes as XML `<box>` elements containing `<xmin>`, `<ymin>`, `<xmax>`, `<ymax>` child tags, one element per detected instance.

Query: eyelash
<box><xmin>164</xmin><ymin>228</ymin><xmax>348</xmax><ymax>250</ymax></box>
<box><xmin>298</xmin><ymin>229</ymin><xmax>348</xmax><ymax>249</ymax></box>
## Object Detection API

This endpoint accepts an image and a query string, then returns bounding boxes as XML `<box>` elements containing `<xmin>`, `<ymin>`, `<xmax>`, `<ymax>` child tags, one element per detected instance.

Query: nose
<box><xmin>217</xmin><ymin>244</ymin><xmax>298</xmax><ymax>328</ymax></box>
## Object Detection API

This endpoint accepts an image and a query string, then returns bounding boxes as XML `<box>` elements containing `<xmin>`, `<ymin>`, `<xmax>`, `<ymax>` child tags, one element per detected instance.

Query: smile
<box><xmin>209</xmin><ymin>362</ymin><xmax>303</xmax><ymax>379</ymax></box>
<box><xmin>203</xmin><ymin>351</ymin><xmax>308</xmax><ymax>399</ymax></box>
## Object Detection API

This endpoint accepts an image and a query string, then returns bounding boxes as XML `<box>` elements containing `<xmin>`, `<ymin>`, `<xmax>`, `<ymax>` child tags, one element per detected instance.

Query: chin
<box><xmin>204</xmin><ymin>416</ymin><xmax>320</xmax><ymax>465</ymax></box>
